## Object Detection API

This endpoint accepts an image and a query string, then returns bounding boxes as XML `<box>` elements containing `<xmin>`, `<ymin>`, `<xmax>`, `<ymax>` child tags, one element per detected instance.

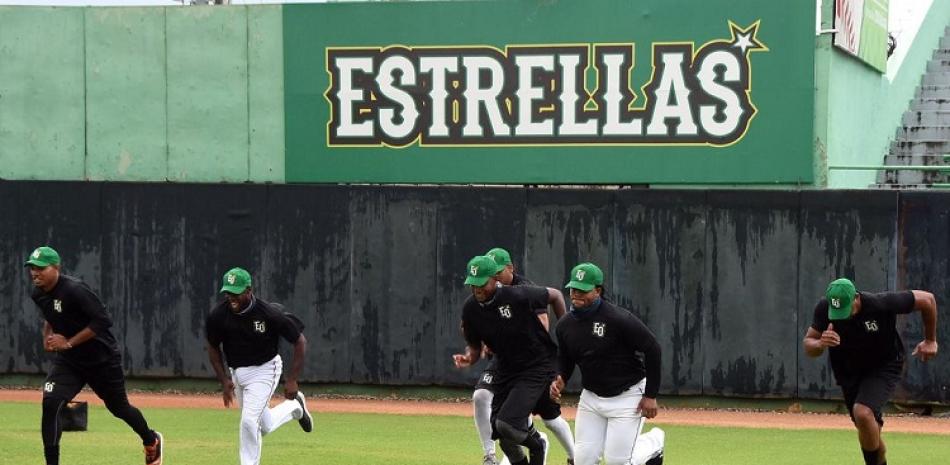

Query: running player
<box><xmin>454</xmin><ymin>255</ymin><xmax>567</xmax><ymax>465</ymax></box>
<box><xmin>26</xmin><ymin>246</ymin><xmax>164</xmax><ymax>465</ymax></box>
<box><xmin>205</xmin><ymin>267</ymin><xmax>313</xmax><ymax>465</ymax></box>
<box><xmin>550</xmin><ymin>262</ymin><xmax>665</xmax><ymax>465</ymax></box>
<box><xmin>803</xmin><ymin>278</ymin><xmax>938</xmax><ymax>465</ymax></box>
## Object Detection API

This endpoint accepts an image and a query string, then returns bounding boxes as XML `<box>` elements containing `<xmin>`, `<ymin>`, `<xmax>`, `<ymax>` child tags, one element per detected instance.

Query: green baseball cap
<box><xmin>220</xmin><ymin>267</ymin><xmax>252</xmax><ymax>294</ymax></box>
<box><xmin>826</xmin><ymin>278</ymin><xmax>856</xmax><ymax>320</ymax></box>
<box><xmin>24</xmin><ymin>246</ymin><xmax>60</xmax><ymax>267</ymax></box>
<box><xmin>464</xmin><ymin>255</ymin><xmax>501</xmax><ymax>287</ymax></box>
<box><xmin>486</xmin><ymin>247</ymin><xmax>512</xmax><ymax>267</ymax></box>
<box><xmin>565</xmin><ymin>262</ymin><xmax>604</xmax><ymax>291</ymax></box>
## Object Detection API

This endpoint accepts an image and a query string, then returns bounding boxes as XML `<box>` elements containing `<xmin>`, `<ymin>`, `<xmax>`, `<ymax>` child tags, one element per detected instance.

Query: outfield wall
<box><xmin>1</xmin><ymin>182</ymin><xmax>947</xmax><ymax>404</ymax></box>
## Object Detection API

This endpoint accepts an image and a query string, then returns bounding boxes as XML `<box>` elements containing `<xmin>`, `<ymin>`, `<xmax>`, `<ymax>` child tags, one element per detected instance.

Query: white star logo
<box><xmin>734</xmin><ymin>32</ymin><xmax>754</xmax><ymax>53</ymax></box>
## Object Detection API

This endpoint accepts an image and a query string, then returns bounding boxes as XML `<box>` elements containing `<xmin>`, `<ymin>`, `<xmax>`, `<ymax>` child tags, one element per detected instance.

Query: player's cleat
<box><xmin>296</xmin><ymin>392</ymin><xmax>313</xmax><ymax>433</ymax></box>
<box><xmin>644</xmin><ymin>451</ymin><xmax>663</xmax><ymax>465</ymax></box>
<box><xmin>566</xmin><ymin>459</ymin><xmax>575</xmax><ymax>465</ymax></box>
<box><xmin>528</xmin><ymin>431</ymin><xmax>549</xmax><ymax>465</ymax></box>
<box><xmin>144</xmin><ymin>431</ymin><xmax>163</xmax><ymax>465</ymax></box>
<box><xmin>482</xmin><ymin>452</ymin><xmax>499</xmax><ymax>465</ymax></box>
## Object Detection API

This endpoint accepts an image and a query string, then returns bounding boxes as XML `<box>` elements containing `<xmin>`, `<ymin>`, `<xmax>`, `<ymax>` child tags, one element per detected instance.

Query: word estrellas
<box><xmin>325</xmin><ymin>22</ymin><xmax>765</xmax><ymax>148</ymax></box>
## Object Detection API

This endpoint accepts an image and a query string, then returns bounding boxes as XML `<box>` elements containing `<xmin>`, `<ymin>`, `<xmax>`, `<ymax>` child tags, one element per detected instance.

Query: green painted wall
<box><xmin>818</xmin><ymin>1</ymin><xmax>950</xmax><ymax>188</ymax></box>
<box><xmin>0</xmin><ymin>8</ymin><xmax>85</xmax><ymax>180</ymax></box>
<box><xmin>0</xmin><ymin>5</ymin><xmax>284</xmax><ymax>183</ymax></box>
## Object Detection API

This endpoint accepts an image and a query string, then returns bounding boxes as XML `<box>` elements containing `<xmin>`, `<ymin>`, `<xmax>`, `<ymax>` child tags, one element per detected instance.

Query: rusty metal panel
<box><xmin>704</xmin><ymin>191</ymin><xmax>800</xmax><ymax>397</ymax></box>
<box><xmin>615</xmin><ymin>190</ymin><xmax>707</xmax><ymax>395</ymax></box>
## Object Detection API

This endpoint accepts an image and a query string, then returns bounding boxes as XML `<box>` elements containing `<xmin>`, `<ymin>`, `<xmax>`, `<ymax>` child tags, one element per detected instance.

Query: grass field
<box><xmin>1</xmin><ymin>401</ymin><xmax>947</xmax><ymax>465</ymax></box>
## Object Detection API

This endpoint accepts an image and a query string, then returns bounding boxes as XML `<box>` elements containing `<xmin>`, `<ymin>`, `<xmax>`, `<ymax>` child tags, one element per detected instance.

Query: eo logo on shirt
<box><xmin>254</xmin><ymin>321</ymin><xmax>266</xmax><ymax>333</ymax></box>
<box><xmin>53</xmin><ymin>300</ymin><xmax>63</xmax><ymax>313</ymax></box>
<box><xmin>44</xmin><ymin>382</ymin><xmax>55</xmax><ymax>393</ymax></box>
<box><xmin>498</xmin><ymin>305</ymin><xmax>512</xmax><ymax>319</ymax></box>
<box><xmin>593</xmin><ymin>322</ymin><xmax>606</xmax><ymax>337</ymax></box>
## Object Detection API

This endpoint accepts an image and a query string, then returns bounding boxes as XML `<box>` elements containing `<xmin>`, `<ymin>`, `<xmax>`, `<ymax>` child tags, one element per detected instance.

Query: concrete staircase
<box><xmin>876</xmin><ymin>27</ymin><xmax>950</xmax><ymax>188</ymax></box>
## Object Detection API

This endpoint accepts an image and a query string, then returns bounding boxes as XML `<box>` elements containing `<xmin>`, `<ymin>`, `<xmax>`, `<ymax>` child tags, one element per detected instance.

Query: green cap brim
<box><xmin>464</xmin><ymin>275</ymin><xmax>491</xmax><ymax>286</ymax></box>
<box><xmin>24</xmin><ymin>259</ymin><xmax>53</xmax><ymax>267</ymax></box>
<box><xmin>566</xmin><ymin>280</ymin><xmax>596</xmax><ymax>291</ymax></box>
<box><xmin>220</xmin><ymin>284</ymin><xmax>248</xmax><ymax>294</ymax></box>
<box><xmin>828</xmin><ymin>303</ymin><xmax>853</xmax><ymax>320</ymax></box>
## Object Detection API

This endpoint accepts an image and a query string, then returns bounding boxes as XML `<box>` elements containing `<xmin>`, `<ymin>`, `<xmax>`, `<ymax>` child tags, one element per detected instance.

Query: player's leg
<box><xmin>41</xmin><ymin>360</ymin><xmax>84</xmax><ymax>465</ymax></box>
<box><xmin>87</xmin><ymin>356</ymin><xmax>162</xmax><ymax>463</ymax></box>
<box><xmin>573</xmin><ymin>389</ymin><xmax>607</xmax><ymax>465</ymax></box>
<box><xmin>495</xmin><ymin>375</ymin><xmax>552</xmax><ymax>465</ymax></box>
<box><xmin>852</xmin><ymin>364</ymin><xmax>901</xmax><ymax>465</ymax></box>
<box><xmin>491</xmin><ymin>380</ymin><xmax>527</xmax><ymax>465</ymax></box>
<box><xmin>257</xmin><ymin>357</ymin><xmax>305</xmax><ymax>435</ymax></box>
<box><xmin>602</xmin><ymin>381</ymin><xmax>661</xmax><ymax>465</ymax></box>
<box><xmin>540</xmin><ymin>417</ymin><xmax>574</xmax><ymax>463</ymax></box>
<box><xmin>535</xmin><ymin>380</ymin><xmax>573</xmax><ymax>464</ymax></box>
<box><xmin>474</xmin><ymin>387</ymin><xmax>497</xmax><ymax>463</ymax></box>
<box><xmin>233</xmin><ymin>357</ymin><xmax>281</xmax><ymax>465</ymax></box>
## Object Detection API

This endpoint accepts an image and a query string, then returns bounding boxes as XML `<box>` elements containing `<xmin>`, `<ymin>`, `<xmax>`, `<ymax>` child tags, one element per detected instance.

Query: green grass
<box><xmin>1</xmin><ymin>401</ymin><xmax>947</xmax><ymax>465</ymax></box>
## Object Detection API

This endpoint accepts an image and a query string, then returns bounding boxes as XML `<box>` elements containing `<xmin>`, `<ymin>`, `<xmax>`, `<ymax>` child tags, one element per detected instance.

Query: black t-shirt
<box><xmin>811</xmin><ymin>291</ymin><xmax>915</xmax><ymax>384</ymax></box>
<box><xmin>205</xmin><ymin>298</ymin><xmax>302</xmax><ymax>369</ymax></box>
<box><xmin>482</xmin><ymin>274</ymin><xmax>536</xmax><ymax>371</ymax></box>
<box><xmin>555</xmin><ymin>300</ymin><xmax>662</xmax><ymax>398</ymax></box>
<box><xmin>462</xmin><ymin>285</ymin><xmax>556</xmax><ymax>379</ymax></box>
<box><xmin>31</xmin><ymin>275</ymin><xmax>120</xmax><ymax>366</ymax></box>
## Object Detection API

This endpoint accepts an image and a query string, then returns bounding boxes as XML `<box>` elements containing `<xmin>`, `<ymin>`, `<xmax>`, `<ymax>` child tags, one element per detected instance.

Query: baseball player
<box><xmin>550</xmin><ymin>263</ymin><xmax>665</xmax><ymax>465</ymax></box>
<box><xmin>477</xmin><ymin>248</ymin><xmax>575</xmax><ymax>465</ymax></box>
<box><xmin>25</xmin><ymin>246</ymin><xmax>164</xmax><ymax>465</ymax></box>
<box><xmin>205</xmin><ymin>267</ymin><xmax>313</xmax><ymax>465</ymax></box>
<box><xmin>803</xmin><ymin>278</ymin><xmax>938</xmax><ymax>465</ymax></box>
<box><xmin>454</xmin><ymin>255</ymin><xmax>567</xmax><ymax>465</ymax></box>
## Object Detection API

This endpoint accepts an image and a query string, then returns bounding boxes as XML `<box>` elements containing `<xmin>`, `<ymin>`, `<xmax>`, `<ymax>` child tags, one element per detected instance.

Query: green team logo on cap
<box><xmin>24</xmin><ymin>246</ymin><xmax>61</xmax><ymax>268</ymax></box>
<box><xmin>220</xmin><ymin>267</ymin><xmax>252</xmax><ymax>294</ymax></box>
<box><xmin>566</xmin><ymin>262</ymin><xmax>604</xmax><ymax>292</ymax></box>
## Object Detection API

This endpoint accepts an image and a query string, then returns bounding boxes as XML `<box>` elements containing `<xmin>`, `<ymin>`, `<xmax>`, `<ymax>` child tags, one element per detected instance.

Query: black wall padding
<box><xmin>1</xmin><ymin>182</ymin><xmax>946</xmax><ymax>404</ymax></box>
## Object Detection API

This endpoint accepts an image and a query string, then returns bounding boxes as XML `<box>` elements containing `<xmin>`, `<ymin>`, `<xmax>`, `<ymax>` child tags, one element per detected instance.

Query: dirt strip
<box><xmin>2</xmin><ymin>389</ymin><xmax>948</xmax><ymax>435</ymax></box>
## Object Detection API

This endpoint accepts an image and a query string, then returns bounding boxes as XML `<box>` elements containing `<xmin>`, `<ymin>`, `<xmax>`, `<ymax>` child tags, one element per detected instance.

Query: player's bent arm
<box><xmin>206</xmin><ymin>342</ymin><xmax>230</xmax><ymax>384</ymax></box>
<box><xmin>288</xmin><ymin>334</ymin><xmax>307</xmax><ymax>387</ymax></box>
<box><xmin>912</xmin><ymin>290</ymin><xmax>938</xmax><ymax>342</ymax></box>
<box><xmin>537</xmin><ymin>313</ymin><xmax>550</xmax><ymax>332</ymax></box>
<box><xmin>546</xmin><ymin>287</ymin><xmax>567</xmax><ymax>319</ymax></box>
<box><xmin>803</xmin><ymin>327</ymin><xmax>825</xmax><ymax>358</ymax></box>
<box><xmin>66</xmin><ymin>327</ymin><xmax>97</xmax><ymax>348</ymax></box>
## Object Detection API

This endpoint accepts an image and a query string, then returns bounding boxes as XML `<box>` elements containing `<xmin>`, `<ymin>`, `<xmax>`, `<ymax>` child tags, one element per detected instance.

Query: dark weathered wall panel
<box><xmin>16</xmin><ymin>182</ymin><xmax>103</xmax><ymax>374</ymax></box>
<box><xmin>348</xmin><ymin>189</ymin><xmax>439</xmax><ymax>384</ymax></box>
<box><xmin>796</xmin><ymin>191</ymin><xmax>896</xmax><ymax>400</ymax></box>
<box><xmin>615</xmin><ymin>190</ymin><xmax>706</xmax><ymax>395</ymax></box>
<box><xmin>896</xmin><ymin>192</ymin><xmax>950</xmax><ymax>403</ymax></box>
<box><xmin>101</xmin><ymin>184</ymin><xmax>269</xmax><ymax>377</ymax></box>
<box><xmin>435</xmin><ymin>187</ymin><xmax>527</xmax><ymax>386</ymax></box>
<box><xmin>264</xmin><ymin>185</ymin><xmax>352</xmax><ymax>383</ymax></box>
<box><xmin>704</xmin><ymin>191</ymin><xmax>800</xmax><ymax>397</ymax></box>
<box><xmin>2</xmin><ymin>181</ymin><xmax>948</xmax><ymax>404</ymax></box>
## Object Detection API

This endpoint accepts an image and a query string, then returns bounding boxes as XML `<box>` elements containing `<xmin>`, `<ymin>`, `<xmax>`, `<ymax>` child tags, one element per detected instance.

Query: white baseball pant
<box><xmin>232</xmin><ymin>355</ymin><xmax>302</xmax><ymax>465</ymax></box>
<box><xmin>574</xmin><ymin>379</ymin><xmax>664</xmax><ymax>465</ymax></box>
